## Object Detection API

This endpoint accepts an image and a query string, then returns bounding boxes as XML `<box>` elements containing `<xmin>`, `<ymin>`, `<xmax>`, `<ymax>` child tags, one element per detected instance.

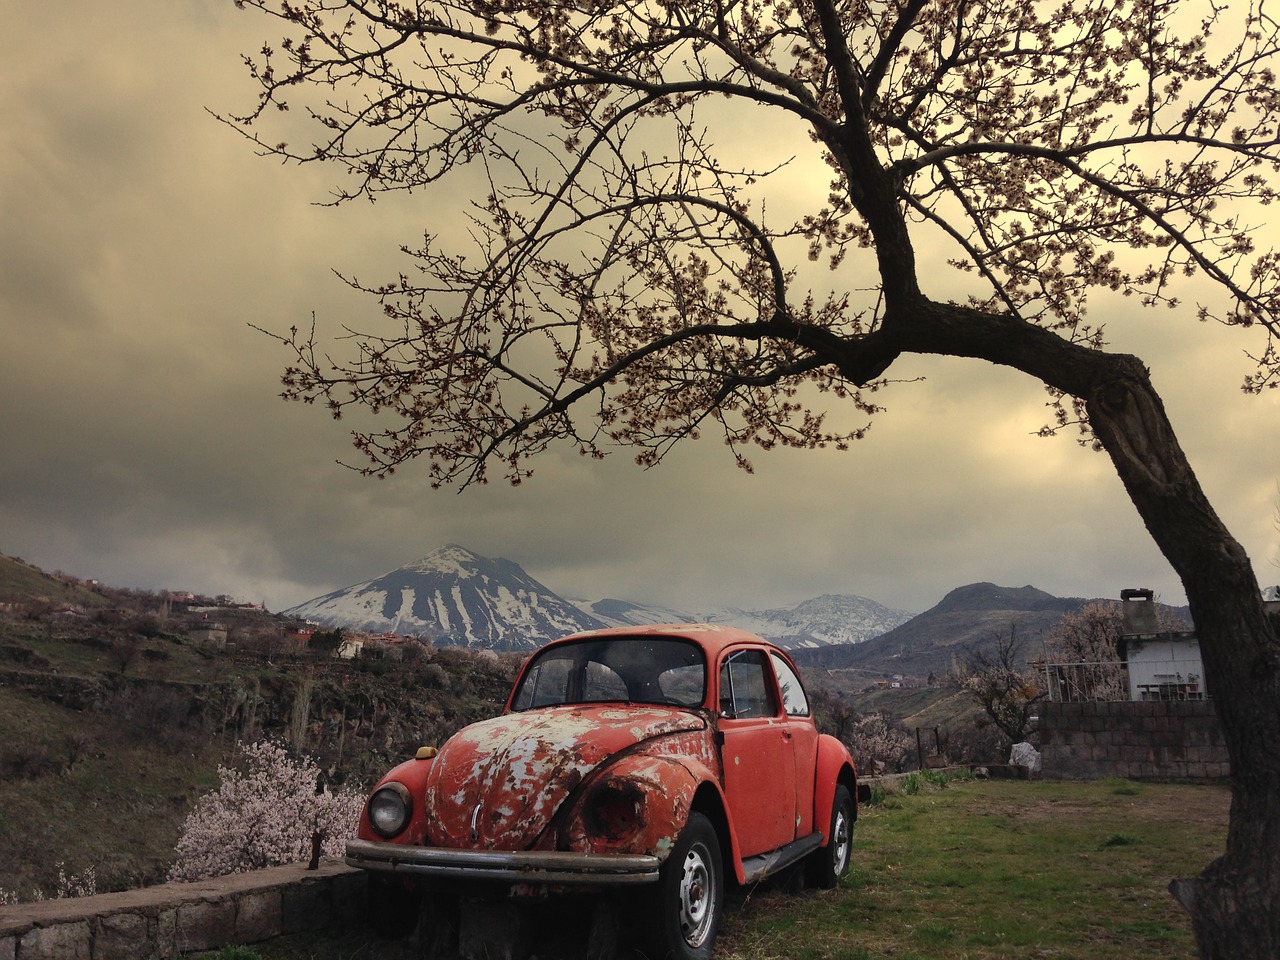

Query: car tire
<box><xmin>645</xmin><ymin>812</ymin><xmax>723</xmax><ymax>960</ymax></box>
<box><xmin>807</xmin><ymin>784</ymin><xmax>854</xmax><ymax>890</ymax></box>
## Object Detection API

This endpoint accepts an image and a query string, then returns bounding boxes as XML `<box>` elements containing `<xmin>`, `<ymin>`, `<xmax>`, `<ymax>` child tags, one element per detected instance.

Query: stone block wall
<box><xmin>1039</xmin><ymin>699</ymin><xmax>1229</xmax><ymax>781</ymax></box>
<box><xmin>0</xmin><ymin>861</ymin><xmax>366</xmax><ymax>960</ymax></box>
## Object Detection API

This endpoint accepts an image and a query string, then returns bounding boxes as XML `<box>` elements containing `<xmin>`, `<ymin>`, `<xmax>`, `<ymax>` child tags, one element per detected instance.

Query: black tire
<box><xmin>807</xmin><ymin>784</ymin><xmax>854</xmax><ymax>890</ymax></box>
<box><xmin>645</xmin><ymin>812</ymin><xmax>723</xmax><ymax>960</ymax></box>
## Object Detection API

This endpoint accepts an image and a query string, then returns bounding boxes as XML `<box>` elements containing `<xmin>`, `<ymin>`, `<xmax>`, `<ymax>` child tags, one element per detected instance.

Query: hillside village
<box><xmin>0</xmin><ymin>558</ymin><xmax>433</xmax><ymax>664</ymax></box>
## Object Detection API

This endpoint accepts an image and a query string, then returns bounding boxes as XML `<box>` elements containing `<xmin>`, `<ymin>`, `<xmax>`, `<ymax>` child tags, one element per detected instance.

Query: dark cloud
<box><xmin>2</xmin><ymin>2</ymin><xmax>1276</xmax><ymax>619</ymax></box>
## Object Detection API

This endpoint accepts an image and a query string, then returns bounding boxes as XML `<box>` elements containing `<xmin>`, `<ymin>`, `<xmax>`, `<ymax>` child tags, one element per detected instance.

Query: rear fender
<box><xmin>813</xmin><ymin>734</ymin><xmax>858</xmax><ymax>843</ymax></box>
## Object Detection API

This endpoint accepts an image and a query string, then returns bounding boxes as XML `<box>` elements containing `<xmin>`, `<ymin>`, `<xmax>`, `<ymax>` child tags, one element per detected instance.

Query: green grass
<box><xmin>720</xmin><ymin>778</ymin><xmax>1228</xmax><ymax>960</ymax></box>
<box><xmin>229</xmin><ymin>778</ymin><xmax>1227</xmax><ymax>960</ymax></box>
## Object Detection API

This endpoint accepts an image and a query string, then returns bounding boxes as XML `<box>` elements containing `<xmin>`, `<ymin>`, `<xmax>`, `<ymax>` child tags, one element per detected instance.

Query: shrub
<box><xmin>1</xmin><ymin>742</ymin><xmax>61</xmax><ymax>780</ymax></box>
<box><xmin>167</xmin><ymin>739</ymin><xmax>365</xmax><ymax>882</ymax></box>
<box><xmin>849</xmin><ymin>712</ymin><xmax>913</xmax><ymax>774</ymax></box>
<box><xmin>0</xmin><ymin>862</ymin><xmax>97</xmax><ymax>905</ymax></box>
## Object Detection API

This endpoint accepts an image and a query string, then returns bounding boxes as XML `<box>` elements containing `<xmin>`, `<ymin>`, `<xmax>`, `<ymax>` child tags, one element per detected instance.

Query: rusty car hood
<box><xmin>422</xmin><ymin>704</ymin><xmax>706</xmax><ymax>850</ymax></box>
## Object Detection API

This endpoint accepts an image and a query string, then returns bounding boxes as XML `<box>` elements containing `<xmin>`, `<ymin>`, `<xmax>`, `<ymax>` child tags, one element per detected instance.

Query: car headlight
<box><xmin>584</xmin><ymin>780</ymin><xmax>644</xmax><ymax>841</ymax></box>
<box><xmin>368</xmin><ymin>782</ymin><xmax>413</xmax><ymax>839</ymax></box>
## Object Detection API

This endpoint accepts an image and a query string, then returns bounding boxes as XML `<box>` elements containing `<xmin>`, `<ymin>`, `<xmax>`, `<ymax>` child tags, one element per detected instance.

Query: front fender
<box><xmin>555</xmin><ymin>752</ymin><xmax>715</xmax><ymax>862</ymax></box>
<box><xmin>355</xmin><ymin>752</ymin><xmax>436</xmax><ymax>845</ymax></box>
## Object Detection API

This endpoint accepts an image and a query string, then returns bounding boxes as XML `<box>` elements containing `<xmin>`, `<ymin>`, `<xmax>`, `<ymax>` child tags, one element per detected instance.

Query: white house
<box><xmin>1118</xmin><ymin>588</ymin><xmax>1206</xmax><ymax>701</ymax></box>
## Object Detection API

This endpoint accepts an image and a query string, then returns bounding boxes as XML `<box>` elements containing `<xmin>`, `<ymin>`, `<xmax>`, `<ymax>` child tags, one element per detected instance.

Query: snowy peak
<box><xmin>286</xmin><ymin>545</ymin><xmax>914</xmax><ymax>652</ymax></box>
<box><xmin>284</xmin><ymin>547</ymin><xmax>604</xmax><ymax>650</ymax></box>
<box><xmin>403</xmin><ymin>544</ymin><xmax>519</xmax><ymax>580</ymax></box>
<box><xmin>744</xmin><ymin>593</ymin><xmax>917</xmax><ymax>647</ymax></box>
<box><xmin>574</xmin><ymin>592</ymin><xmax>913</xmax><ymax>649</ymax></box>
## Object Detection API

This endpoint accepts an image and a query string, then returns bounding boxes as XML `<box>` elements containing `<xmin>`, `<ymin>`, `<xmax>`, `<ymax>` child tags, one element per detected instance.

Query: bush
<box><xmin>0</xmin><ymin>862</ymin><xmax>97</xmax><ymax>905</ymax></box>
<box><xmin>1</xmin><ymin>742</ymin><xmax>62</xmax><ymax>780</ymax></box>
<box><xmin>168</xmin><ymin>739</ymin><xmax>365</xmax><ymax>882</ymax></box>
<box><xmin>849</xmin><ymin>712</ymin><xmax>913</xmax><ymax>774</ymax></box>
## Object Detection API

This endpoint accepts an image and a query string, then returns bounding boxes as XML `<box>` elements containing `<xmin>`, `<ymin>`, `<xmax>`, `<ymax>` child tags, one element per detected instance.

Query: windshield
<box><xmin>510</xmin><ymin>637</ymin><xmax>706</xmax><ymax>710</ymax></box>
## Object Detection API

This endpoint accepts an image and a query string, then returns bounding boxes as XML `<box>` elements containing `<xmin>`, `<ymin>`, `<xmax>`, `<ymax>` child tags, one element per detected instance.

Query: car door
<box><xmin>770</xmin><ymin>651</ymin><xmax>818</xmax><ymax>838</ymax></box>
<box><xmin>716</xmin><ymin>648</ymin><xmax>797</xmax><ymax>856</ymax></box>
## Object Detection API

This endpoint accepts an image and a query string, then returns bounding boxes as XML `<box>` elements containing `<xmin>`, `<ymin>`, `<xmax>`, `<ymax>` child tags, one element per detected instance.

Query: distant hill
<box><xmin>576</xmin><ymin>593</ymin><xmax>915</xmax><ymax>648</ymax></box>
<box><xmin>792</xmin><ymin>581</ymin><xmax>1191</xmax><ymax>678</ymax></box>
<box><xmin>0</xmin><ymin>554</ymin><xmax>110</xmax><ymax>608</ymax></box>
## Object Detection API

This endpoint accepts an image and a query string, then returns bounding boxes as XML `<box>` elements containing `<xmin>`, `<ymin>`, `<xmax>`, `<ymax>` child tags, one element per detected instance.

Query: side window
<box><xmin>770</xmin><ymin>653</ymin><xmax>810</xmax><ymax>717</ymax></box>
<box><xmin>718</xmin><ymin>650</ymin><xmax>778</xmax><ymax>719</ymax></box>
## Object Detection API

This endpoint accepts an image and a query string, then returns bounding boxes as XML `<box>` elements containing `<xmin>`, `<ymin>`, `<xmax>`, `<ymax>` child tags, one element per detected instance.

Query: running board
<box><xmin>740</xmin><ymin>833</ymin><xmax>823</xmax><ymax>885</ymax></box>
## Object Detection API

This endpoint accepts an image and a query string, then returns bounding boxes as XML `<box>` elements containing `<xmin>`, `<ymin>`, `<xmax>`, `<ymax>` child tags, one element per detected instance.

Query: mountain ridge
<box><xmin>790</xmin><ymin>581</ymin><xmax>1192</xmax><ymax>677</ymax></box>
<box><xmin>285</xmin><ymin>545</ymin><xmax>916</xmax><ymax>651</ymax></box>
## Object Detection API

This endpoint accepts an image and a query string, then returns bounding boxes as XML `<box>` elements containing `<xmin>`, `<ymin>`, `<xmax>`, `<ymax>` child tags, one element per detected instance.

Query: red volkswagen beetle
<box><xmin>346</xmin><ymin>624</ymin><xmax>865</xmax><ymax>959</ymax></box>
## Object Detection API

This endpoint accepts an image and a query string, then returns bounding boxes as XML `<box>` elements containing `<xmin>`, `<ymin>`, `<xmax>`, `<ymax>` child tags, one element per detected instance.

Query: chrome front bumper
<box><xmin>345</xmin><ymin>839</ymin><xmax>661</xmax><ymax>885</ymax></box>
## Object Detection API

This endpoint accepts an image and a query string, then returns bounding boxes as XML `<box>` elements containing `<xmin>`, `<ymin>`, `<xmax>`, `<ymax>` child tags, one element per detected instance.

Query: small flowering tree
<box><xmin>168</xmin><ymin>739</ymin><xmax>365</xmax><ymax>882</ymax></box>
<box><xmin>1042</xmin><ymin>602</ymin><xmax>1128</xmax><ymax>702</ymax></box>
<box><xmin>0</xmin><ymin>863</ymin><xmax>97</xmax><ymax>905</ymax></box>
<box><xmin>849</xmin><ymin>712</ymin><xmax>913</xmax><ymax>775</ymax></box>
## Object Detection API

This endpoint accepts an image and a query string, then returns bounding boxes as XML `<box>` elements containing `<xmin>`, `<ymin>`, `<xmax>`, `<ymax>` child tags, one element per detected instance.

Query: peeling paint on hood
<box><xmin>423</xmin><ymin>705</ymin><xmax>706</xmax><ymax>850</ymax></box>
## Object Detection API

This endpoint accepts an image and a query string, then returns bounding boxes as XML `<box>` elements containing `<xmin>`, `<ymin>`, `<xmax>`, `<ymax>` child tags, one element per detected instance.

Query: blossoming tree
<box><xmin>169</xmin><ymin>740</ymin><xmax>363</xmax><ymax>882</ymax></box>
<box><xmin>222</xmin><ymin>0</ymin><xmax>1280</xmax><ymax>952</ymax></box>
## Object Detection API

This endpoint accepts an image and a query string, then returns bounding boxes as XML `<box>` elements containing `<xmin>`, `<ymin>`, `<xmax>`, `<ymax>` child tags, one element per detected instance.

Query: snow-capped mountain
<box><xmin>286</xmin><ymin>544</ymin><xmax>914</xmax><ymax>651</ymax></box>
<box><xmin>570</xmin><ymin>598</ymin><xmax>702</xmax><ymax>628</ymax></box>
<box><xmin>576</xmin><ymin>594</ymin><xmax>914</xmax><ymax>648</ymax></box>
<box><xmin>283</xmin><ymin>545</ymin><xmax>604</xmax><ymax>650</ymax></box>
<box><xmin>705</xmin><ymin>594</ymin><xmax>916</xmax><ymax>648</ymax></box>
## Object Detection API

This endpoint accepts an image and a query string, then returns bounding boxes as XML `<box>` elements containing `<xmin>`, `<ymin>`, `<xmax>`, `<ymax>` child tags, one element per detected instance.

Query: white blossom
<box><xmin>168</xmin><ymin>739</ymin><xmax>365</xmax><ymax>882</ymax></box>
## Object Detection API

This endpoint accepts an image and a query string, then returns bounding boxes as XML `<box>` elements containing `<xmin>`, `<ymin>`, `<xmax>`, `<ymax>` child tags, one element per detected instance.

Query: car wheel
<box><xmin>807</xmin><ymin>784</ymin><xmax>854</xmax><ymax>890</ymax></box>
<box><xmin>645</xmin><ymin>812</ymin><xmax>723</xmax><ymax>960</ymax></box>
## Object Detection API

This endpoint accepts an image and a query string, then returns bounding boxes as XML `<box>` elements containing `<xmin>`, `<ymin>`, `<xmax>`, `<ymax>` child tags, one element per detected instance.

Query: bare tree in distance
<box><xmin>222</xmin><ymin>0</ymin><xmax>1280</xmax><ymax>952</ymax></box>
<box><xmin>962</xmin><ymin>625</ymin><xmax>1045</xmax><ymax>744</ymax></box>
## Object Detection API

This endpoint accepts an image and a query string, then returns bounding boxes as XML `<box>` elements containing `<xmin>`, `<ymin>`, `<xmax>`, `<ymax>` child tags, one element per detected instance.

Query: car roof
<box><xmin>551</xmin><ymin>623</ymin><xmax>783</xmax><ymax>660</ymax></box>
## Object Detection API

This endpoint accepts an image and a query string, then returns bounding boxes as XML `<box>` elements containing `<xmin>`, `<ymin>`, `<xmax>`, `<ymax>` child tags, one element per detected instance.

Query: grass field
<box><xmin>717</xmin><ymin>774</ymin><xmax>1227</xmax><ymax>960</ymax></box>
<box><xmin>210</xmin><ymin>775</ymin><xmax>1229</xmax><ymax>960</ymax></box>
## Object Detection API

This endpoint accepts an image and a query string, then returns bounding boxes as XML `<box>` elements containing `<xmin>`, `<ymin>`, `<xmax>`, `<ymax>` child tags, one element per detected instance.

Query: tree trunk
<box><xmin>1085</xmin><ymin>368</ymin><xmax>1280</xmax><ymax>959</ymax></box>
<box><xmin>864</xmin><ymin>301</ymin><xmax>1280</xmax><ymax>956</ymax></box>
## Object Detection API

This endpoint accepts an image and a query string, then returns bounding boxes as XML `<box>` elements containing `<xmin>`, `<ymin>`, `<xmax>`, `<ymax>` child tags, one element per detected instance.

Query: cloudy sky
<box><xmin>3</xmin><ymin>1</ymin><xmax>1277</xmax><ymax>618</ymax></box>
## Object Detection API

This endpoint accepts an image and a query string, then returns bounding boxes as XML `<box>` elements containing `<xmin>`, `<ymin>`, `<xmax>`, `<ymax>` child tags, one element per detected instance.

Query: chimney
<box><xmin>1120</xmin><ymin>588</ymin><xmax>1157</xmax><ymax>636</ymax></box>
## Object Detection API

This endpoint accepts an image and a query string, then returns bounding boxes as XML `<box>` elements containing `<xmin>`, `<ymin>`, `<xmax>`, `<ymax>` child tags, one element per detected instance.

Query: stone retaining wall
<box><xmin>1039</xmin><ymin>699</ymin><xmax>1228</xmax><ymax>781</ymax></box>
<box><xmin>0</xmin><ymin>860</ymin><xmax>365</xmax><ymax>960</ymax></box>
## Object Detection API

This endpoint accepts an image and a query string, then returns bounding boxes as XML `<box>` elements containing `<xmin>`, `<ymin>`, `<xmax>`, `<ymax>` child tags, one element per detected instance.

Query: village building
<box><xmin>1117</xmin><ymin>588</ymin><xmax>1207</xmax><ymax>701</ymax></box>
